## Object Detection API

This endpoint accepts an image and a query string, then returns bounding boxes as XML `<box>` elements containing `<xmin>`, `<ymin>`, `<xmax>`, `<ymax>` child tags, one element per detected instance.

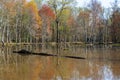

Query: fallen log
<box><xmin>13</xmin><ymin>49</ymin><xmax>85</xmax><ymax>59</ymax></box>
<box><xmin>64</xmin><ymin>56</ymin><xmax>85</xmax><ymax>59</ymax></box>
<box><xmin>13</xmin><ymin>49</ymin><xmax>57</xmax><ymax>56</ymax></box>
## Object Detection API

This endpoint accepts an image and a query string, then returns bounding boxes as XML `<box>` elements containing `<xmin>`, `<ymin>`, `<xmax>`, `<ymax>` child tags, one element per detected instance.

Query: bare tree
<box><xmin>88</xmin><ymin>0</ymin><xmax>103</xmax><ymax>44</ymax></box>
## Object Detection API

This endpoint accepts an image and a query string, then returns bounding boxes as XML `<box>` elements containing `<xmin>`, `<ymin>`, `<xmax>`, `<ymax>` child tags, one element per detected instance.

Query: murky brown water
<box><xmin>0</xmin><ymin>45</ymin><xmax>120</xmax><ymax>80</ymax></box>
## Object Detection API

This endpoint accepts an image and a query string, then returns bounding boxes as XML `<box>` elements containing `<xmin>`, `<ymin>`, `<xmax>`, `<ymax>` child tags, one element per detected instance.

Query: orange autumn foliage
<box><xmin>39</xmin><ymin>4</ymin><xmax>55</xmax><ymax>20</ymax></box>
<box><xmin>67</xmin><ymin>15</ymin><xmax>76</xmax><ymax>27</ymax></box>
<box><xmin>39</xmin><ymin>4</ymin><xmax>55</xmax><ymax>35</ymax></box>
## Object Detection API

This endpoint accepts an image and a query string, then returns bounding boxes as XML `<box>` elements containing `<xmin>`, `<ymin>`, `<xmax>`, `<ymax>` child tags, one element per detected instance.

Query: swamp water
<box><xmin>0</xmin><ymin>45</ymin><xmax>120</xmax><ymax>80</ymax></box>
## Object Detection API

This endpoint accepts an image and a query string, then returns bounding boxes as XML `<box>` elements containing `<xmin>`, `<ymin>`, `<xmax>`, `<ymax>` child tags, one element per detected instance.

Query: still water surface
<box><xmin>0</xmin><ymin>45</ymin><xmax>120</xmax><ymax>80</ymax></box>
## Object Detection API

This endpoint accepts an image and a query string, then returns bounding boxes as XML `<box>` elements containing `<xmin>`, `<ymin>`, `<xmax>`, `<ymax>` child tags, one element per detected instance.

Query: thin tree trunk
<box><xmin>2</xmin><ymin>22</ymin><xmax>6</xmax><ymax>43</ymax></box>
<box><xmin>16</xmin><ymin>18</ymin><xmax>18</xmax><ymax>43</ymax></box>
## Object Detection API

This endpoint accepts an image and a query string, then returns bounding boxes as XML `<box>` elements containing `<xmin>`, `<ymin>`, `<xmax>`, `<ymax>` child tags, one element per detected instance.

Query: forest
<box><xmin>0</xmin><ymin>0</ymin><xmax>120</xmax><ymax>45</ymax></box>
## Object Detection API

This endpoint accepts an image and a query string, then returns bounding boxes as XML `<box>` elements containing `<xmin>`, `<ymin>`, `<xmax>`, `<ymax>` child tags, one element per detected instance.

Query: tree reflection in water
<box><xmin>0</xmin><ymin>45</ymin><xmax>120</xmax><ymax>80</ymax></box>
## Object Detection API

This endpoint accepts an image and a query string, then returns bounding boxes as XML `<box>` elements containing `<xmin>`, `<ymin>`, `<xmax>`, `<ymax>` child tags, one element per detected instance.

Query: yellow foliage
<box><xmin>26</xmin><ymin>0</ymin><xmax>42</xmax><ymax>29</ymax></box>
<box><xmin>61</xmin><ymin>9</ymin><xmax>71</xmax><ymax>22</ymax></box>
